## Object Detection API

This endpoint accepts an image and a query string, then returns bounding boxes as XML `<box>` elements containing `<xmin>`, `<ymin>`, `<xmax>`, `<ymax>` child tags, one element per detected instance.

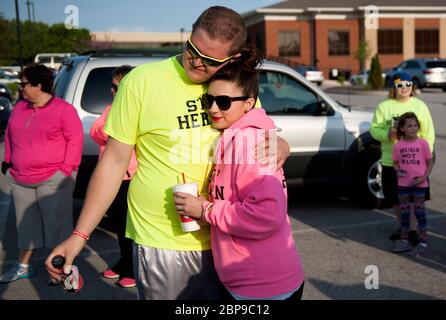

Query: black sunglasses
<box><xmin>186</xmin><ymin>39</ymin><xmax>233</xmax><ymax>68</ymax></box>
<box><xmin>201</xmin><ymin>93</ymin><xmax>250</xmax><ymax>111</ymax></box>
<box><xmin>19</xmin><ymin>81</ymin><xmax>30</xmax><ymax>88</ymax></box>
<box><xmin>111</xmin><ymin>83</ymin><xmax>118</xmax><ymax>92</ymax></box>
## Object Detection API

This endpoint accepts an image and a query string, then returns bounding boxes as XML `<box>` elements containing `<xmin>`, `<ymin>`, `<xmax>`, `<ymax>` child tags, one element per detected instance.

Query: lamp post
<box><xmin>14</xmin><ymin>0</ymin><xmax>24</xmax><ymax>70</ymax></box>
<box><xmin>180</xmin><ymin>28</ymin><xmax>185</xmax><ymax>45</ymax></box>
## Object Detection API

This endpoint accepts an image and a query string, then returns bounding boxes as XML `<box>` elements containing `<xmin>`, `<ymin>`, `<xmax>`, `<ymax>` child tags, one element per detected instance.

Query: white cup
<box><xmin>172</xmin><ymin>182</ymin><xmax>201</xmax><ymax>232</ymax></box>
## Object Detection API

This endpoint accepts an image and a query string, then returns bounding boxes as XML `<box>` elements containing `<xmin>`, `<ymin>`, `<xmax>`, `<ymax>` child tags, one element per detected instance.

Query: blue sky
<box><xmin>1</xmin><ymin>0</ymin><xmax>281</xmax><ymax>32</ymax></box>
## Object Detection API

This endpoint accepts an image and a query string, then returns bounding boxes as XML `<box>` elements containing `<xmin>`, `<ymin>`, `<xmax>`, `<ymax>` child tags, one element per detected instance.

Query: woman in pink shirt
<box><xmin>392</xmin><ymin>112</ymin><xmax>433</xmax><ymax>255</ymax></box>
<box><xmin>173</xmin><ymin>47</ymin><xmax>304</xmax><ymax>300</ymax></box>
<box><xmin>90</xmin><ymin>65</ymin><xmax>137</xmax><ymax>288</ymax></box>
<box><xmin>0</xmin><ymin>64</ymin><xmax>83</xmax><ymax>284</ymax></box>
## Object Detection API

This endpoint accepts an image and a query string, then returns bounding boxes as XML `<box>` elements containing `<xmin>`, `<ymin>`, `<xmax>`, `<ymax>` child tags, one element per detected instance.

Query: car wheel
<box><xmin>385</xmin><ymin>77</ymin><xmax>392</xmax><ymax>88</ymax></box>
<box><xmin>442</xmin><ymin>86</ymin><xmax>446</xmax><ymax>92</ymax></box>
<box><xmin>413</xmin><ymin>78</ymin><xmax>422</xmax><ymax>91</ymax></box>
<box><xmin>353</xmin><ymin>147</ymin><xmax>383</xmax><ymax>208</ymax></box>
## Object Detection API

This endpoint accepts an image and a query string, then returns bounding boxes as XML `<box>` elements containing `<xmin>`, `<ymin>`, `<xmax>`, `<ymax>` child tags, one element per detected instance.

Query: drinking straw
<box><xmin>182</xmin><ymin>172</ymin><xmax>186</xmax><ymax>184</ymax></box>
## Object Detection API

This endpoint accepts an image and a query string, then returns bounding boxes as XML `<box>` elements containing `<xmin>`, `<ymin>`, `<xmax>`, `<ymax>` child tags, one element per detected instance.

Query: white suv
<box><xmin>54</xmin><ymin>51</ymin><xmax>382</xmax><ymax>207</ymax></box>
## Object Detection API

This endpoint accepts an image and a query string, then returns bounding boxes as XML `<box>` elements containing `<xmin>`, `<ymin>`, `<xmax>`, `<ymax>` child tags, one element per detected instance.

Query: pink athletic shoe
<box><xmin>102</xmin><ymin>268</ymin><xmax>119</xmax><ymax>279</ymax></box>
<box><xmin>118</xmin><ymin>277</ymin><xmax>136</xmax><ymax>288</ymax></box>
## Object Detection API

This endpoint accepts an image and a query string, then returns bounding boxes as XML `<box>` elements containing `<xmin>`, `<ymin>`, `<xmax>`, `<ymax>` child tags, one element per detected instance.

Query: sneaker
<box><xmin>0</xmin><ymin>263</ymin><xmax>36</xmax><ymax>283</ymax></box>
<box><xmin>389</xmin><ymin>228</ymin><xmax>401</xmax><ymax>241</ymax></box>
<box><xmin>393</xmin><ymin>239</ymin><xmax>413</xmax><ymax>253</ymax></box>
<box><xmin>117</xmin><ymin>277</ymin><xmax>136</xmax><ymax>288</ymax></box>
<box><xmin>408</xmin><ymin>230</ymin><xmax>420</xmax><ymax>246</ymax></box>
<box><xmin>410</xmin><ymin>242</ymin><xmax>427</xmax><ymax>257</ymax></box>
<box><xmin>102</xmin><ymin>268</ymin><xmax>120</xmax><ymax>279</ymax></box>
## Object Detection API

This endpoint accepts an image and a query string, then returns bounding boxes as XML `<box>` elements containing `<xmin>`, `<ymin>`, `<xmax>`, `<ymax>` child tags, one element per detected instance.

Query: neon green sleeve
<box><xmin>370</xmin><ymin>103</ymin><xmax>390</xmax><ymax>142</ymax></box>
<box><xmin>418</xmin><ymin>101</ymin><xmax>436</xmax><ymax>152</ymax></box>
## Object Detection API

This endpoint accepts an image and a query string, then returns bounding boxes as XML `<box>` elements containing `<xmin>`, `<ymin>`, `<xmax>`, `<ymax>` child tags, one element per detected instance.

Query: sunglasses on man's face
<box><xmin>395</xmin><ymin>81</ymin><xmax>413</xmax><ymax>89</ymax></box>
<box><xmin>201</xmin><ymin>93</ymin><xmax>250</xmax><ymax>111</ymax></box>
<box><xmin>186</xmin><ymin>38</ymin><xmax>233</xmax><ymax>68</ymax></box>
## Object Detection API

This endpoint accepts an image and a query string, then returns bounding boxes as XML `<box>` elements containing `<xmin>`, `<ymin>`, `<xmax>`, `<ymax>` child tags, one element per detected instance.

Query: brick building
<box><xmin>242</xmin><ymin>0</ymin><xmax>446</xmax><ymax>77</ymax></box>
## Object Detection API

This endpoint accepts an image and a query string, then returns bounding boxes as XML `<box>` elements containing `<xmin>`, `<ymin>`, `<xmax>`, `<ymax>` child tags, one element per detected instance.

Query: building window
<box><xmin>278</xmin><ymin>31</ymin><xmax>300</xmax><ymax>57</ymax></box>
<box><xmin>378</xmin><ymin>30</ymin><xmax>403</xmax><ymax>54</ymax></box>
<box><xmin>328</xmin><ymin>31</ymin><xmax>349</xmax><ymax>56</ymax></box>
<box><xmin>415</xmin><ymin>29</ymin><xmax>439</xmax><ymax>54</ymax></box>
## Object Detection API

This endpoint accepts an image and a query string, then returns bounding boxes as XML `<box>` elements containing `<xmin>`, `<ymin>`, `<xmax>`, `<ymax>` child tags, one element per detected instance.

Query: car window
<box><xmin>426</xmin><ymin>61</ymin><xmax>446</xmax><ymax>68</ymax></box>
<box><xmin>80</xmin><ymin>67</ymin><xmax>114</xmax><ymax>114</ymax></box>
<box><xmin>406</xmin><ymin>61</ymin><xmax>420</xmax><ymax>69</ymax></box>
<box><xmin>53</xmin><ymin>60</ymin><xmax>78</xmax><ymax>98</ymax></box>
<box><xmin>259</xmin><ymin>70</ymin><xmax>324</xmax><ymax>115</ymax></box>
<box><xmin>397</xmin><ymin>62</ymin><xmax>407</xmax><ymax>69</ymax></box>
<box><xmin>38</xmin><ymin>57</ymin><xmax>51</xmax><ymax>64</ymax></box>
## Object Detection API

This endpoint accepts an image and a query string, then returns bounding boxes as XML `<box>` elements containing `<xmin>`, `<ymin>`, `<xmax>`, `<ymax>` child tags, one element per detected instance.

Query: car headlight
<box><xmin>0</xmin><ymin>88</ymin><xmax>6</xmax><ymax>93</ymax></box>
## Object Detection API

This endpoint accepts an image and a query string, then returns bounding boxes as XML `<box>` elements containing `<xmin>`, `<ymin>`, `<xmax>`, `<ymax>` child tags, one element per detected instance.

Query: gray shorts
<box><xmin>133</xmin><ymin>243</ymin><xmax>225</xmax><ymax>300</ymax></box>
<box><xmin>6</xmin><ymin>170</ymin><xmax>77</xmax><ymax>250</ymax></box>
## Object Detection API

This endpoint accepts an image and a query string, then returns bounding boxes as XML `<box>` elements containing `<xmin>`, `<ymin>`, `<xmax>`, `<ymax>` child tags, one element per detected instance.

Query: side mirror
<box><xmin>317</xmin><ymin>101</ymin><xmax>334</xmax><ymax>116</ymax></box>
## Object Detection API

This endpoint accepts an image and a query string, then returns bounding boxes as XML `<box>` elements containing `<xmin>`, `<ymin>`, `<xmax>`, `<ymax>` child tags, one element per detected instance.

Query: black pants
<box><xmin>108</xmin><ymin>180</ymin><xmax>134</xmax><ymax>279</ymax></box>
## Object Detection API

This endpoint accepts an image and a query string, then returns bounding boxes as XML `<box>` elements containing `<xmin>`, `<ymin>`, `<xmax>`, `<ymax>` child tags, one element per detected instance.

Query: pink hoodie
<box><xmin>4</xmin><ymin>97</ymin><xmax>83</xmax><ymax>184</ymax></box>
<box><xmin>90</xmin><ymin>104</ymin><xmax>137</xmax><ymax>180</ymax></box>
<box><xmin>202</xmin><ymin>108</ymin><xmax>304</xmax><ymax>298</ymax></box>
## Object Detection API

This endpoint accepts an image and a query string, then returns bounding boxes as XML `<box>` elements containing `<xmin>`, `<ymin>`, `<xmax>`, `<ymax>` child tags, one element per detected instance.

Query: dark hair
<box><xmin>396</xmin><ymin>112</ymin><xmax>420</xmax><ymax>139</ymax></box>
<box><xmin>19</xmin><ymin>63</ymin><xmax>53</xmax><ymax>94</ymax></box>
<box><xmin>112</xmin><ymin>65</ymin><xmax>133</xmax><ymax>81</ymax></box>
<box><xmin>209</xmin><ymin>45</ymin><xmax>263</xmax><ymax>102</ymax></box>
<box><xmin>192</xmin><ymin>6</ymin><xmax>247</xmax><ymax>55</ymax></box>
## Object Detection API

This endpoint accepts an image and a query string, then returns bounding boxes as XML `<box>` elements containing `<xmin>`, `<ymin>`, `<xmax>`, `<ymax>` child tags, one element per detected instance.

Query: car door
<box><xmin>259</xmin><ymin>67</ymin><xmax>346</xmax><ymax>186</ymax></box>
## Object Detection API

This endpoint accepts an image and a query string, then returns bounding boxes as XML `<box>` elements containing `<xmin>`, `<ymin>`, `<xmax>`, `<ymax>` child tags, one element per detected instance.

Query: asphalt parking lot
<box><xmin>0</xmin><ymin>88</ymin><xmax>445</xmax><ymax>300</ymax></box>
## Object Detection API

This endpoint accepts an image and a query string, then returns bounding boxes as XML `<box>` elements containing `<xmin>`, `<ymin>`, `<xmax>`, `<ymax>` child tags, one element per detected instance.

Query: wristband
<box><xmin>201</xmin><ymin>201</ymin><xmax>214</xmax><ymax>221</ymax></box>
<box><xmin>72</xmin><ymin>230</ymin><xmax>90</xmax><ymax>241</ymax></box>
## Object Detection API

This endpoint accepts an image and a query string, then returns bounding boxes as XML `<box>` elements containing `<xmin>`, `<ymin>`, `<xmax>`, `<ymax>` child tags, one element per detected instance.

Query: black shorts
<box><xmin>382</xmin><ymin>165</ymin><xmax>430</xmax><ymax>206</ymax></box>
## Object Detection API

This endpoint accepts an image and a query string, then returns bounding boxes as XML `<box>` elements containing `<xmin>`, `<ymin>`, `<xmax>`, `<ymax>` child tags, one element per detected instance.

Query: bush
<box><xmin>368</xmin><ymin>54</ymin><xmax>383</xmax><ymax>90</ymax></box>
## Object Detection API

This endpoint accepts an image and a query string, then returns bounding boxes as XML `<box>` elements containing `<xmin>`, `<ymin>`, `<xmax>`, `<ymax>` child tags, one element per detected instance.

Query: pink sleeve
<box><xmin>4</xmin><ymin>111</ymin><xmax>13</xmax><ymax>163</ymax></box>
<box><xmin>204</xmin><ymin>164</ymin><xmax>287</xmax><ymax>240</ymax></box>
<box><xmin>60</xmin><ymin>105</ymin><xmax>83</xmax><ymax>176</ymax></box>
<box><xmin>422</xmin><ymin>139</ymin><xmax>432</xmax><ymax>160</ymax></box>
<box><xmin>90</xmin><ymin>105</ymin><xmax>111</xmax><ymax>146</ymax></box>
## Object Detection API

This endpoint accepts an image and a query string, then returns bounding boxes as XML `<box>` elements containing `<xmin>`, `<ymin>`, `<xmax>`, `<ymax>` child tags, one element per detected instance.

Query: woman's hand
<box><xmin>173</xmin><ymin>192</ymin><xmax>207</xmax><ymax>219</ymax></box>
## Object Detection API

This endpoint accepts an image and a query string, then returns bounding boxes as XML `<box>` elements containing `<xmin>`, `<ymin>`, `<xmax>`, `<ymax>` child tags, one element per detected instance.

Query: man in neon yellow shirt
<box><xmin>46</xmin><ymin>6</ymin><xmax>289</xmax><ymax>299</ymax></box>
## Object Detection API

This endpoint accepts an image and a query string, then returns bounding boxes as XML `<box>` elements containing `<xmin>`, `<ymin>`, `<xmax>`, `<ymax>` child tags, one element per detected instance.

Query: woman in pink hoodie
<box><xmin>90</xmin><ymin>65</ymin><xmax>138</xmax><ymax>288</ymax></box>
<box><xmin>173</xmin><ymin>48</ymin><xmax>304</xmax><ymax>300</ymax></box>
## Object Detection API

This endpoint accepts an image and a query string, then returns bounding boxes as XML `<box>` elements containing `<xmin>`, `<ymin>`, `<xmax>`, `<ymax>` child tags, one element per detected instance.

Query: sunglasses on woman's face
<box><xmin>395</xmin><ymin>81</ymin><xmax>413</xmax><ymax>89</ymax></box>
<box><xmin>19</xmin><ymin>81</ymin><xmax>30</xmax><ymax>88</ymax></box>
<box><xmin>111</xmin><ymin>83</ymin><xmax>118</xmax><ymax>92</ymax></box>
<box><xmin>201</xmin><ymin>93</ymin><xmax>250</xmax><ymax>111</ymax></box>
<box><xmin>186</xmin><ymin>38</ymin><xmax>233</xmax><ymax>68</ymax></box>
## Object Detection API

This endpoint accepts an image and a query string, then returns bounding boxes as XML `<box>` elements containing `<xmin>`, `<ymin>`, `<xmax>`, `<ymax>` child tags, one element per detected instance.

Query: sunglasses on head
<box><xmin>201</xmin><ymin>93</ymin><xmax>250</xmax><ymax>111</ymax></box>
<box><xmin>19</xmin><ymin>81</ymin><xmax>30</xmax><ymax>88</ymax></box>
<box><xmin>186</xmin><ymin>38</ymin><xmax>233</xmax><ymax>68</ymax></box>
<box><xmin>395</xmin><ymin>81</ymin><xmax>412</xmax><ymax>89</ymax></box>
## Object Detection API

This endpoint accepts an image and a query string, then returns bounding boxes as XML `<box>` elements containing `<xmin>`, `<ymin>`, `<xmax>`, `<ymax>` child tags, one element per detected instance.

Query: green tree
<box><xmin>368</xmin><ymin>54</ymin><xmax>384</xmax><ymax>90</ymax></box>
<box><xmin>0</xmin><ymin>18</ymin><xmax>91</xmax><ymax>66</ymax></box>
<box><xmin>354</xmin><ymin>40</ymin><xmax>372</xmax><ymax>73</ymax></box>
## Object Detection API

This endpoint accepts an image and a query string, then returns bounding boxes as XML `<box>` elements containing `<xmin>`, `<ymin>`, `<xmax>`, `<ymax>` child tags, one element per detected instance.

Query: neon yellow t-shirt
<box><xmin>104</xmin><ymin>56</ymin><xmax>220</xmax><ymax>250</ymax></box>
